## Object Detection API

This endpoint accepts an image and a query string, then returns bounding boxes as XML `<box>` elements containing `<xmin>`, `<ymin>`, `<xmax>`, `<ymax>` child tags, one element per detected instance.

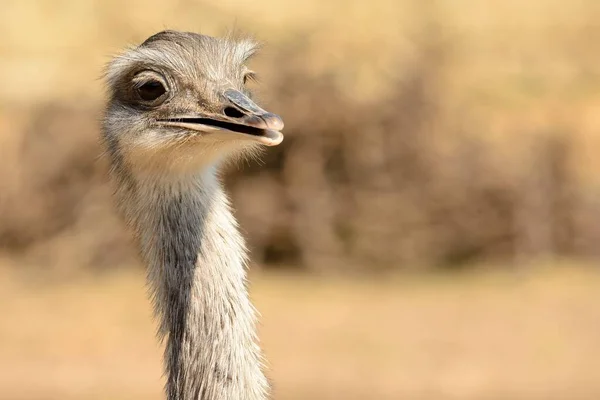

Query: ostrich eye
<box><xmin>137</xmin><ymin>80</ymin><xmax>166</xmax><ymax>101</ymax></box>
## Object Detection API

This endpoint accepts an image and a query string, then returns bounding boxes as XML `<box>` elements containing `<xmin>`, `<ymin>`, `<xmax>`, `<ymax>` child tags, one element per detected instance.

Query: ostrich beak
<box><xmin>223</xmin><ymin>89</ymin><xmax>284</xmax><ymax>129</ymax></box>
<box><xmin>221</xmin><ymin>88</ymin><xmax>284</xmax><ymax>146</ymax></box>
<box><xmin>157</xmin><ymin>89</ymin><xmax>284</xmax><ymax>146</ymax></box>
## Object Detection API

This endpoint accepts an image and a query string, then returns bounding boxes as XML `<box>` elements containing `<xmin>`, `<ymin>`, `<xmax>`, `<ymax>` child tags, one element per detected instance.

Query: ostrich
<box><xmin>101</xmin><ymin>30</ymin><xmax>284</xmax><ymax>400</ymax></box>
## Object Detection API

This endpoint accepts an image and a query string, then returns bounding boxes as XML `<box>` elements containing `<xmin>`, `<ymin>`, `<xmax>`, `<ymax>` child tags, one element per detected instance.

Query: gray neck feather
<box><xmin>112</xmin><ymin>163</ymin><xmax>268</xmax><ymax>400</ymax></box>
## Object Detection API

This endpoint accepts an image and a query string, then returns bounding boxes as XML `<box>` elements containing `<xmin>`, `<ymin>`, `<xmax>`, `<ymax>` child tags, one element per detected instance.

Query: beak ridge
<box><xmin>223</xmin><ymin>89</ymin><xmax>284</xmax><ymax>131</ymax></box>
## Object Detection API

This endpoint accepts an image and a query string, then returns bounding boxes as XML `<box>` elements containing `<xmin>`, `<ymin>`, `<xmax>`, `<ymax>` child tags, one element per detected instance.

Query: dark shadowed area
<box><xmin>1</xmin><ymin>0</ymin><xmax>599</xmax><ymax>399</ymax></box>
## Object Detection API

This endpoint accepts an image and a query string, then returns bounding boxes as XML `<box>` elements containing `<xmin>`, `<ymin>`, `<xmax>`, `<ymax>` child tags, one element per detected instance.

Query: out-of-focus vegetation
<box><xmin>2</xmin><ymin>1</ymin><xmax>600</xmax><ymax>399</ymax></box>
<box><xmin>1</xmin><ymin>0</ymin><xmax>599</xmax><ymax>272</ymax></box>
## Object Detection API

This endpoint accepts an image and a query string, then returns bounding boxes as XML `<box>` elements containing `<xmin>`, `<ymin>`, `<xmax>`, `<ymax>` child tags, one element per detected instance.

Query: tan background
<box><xmin>1</xmin><ymin>1</ymin><xmax>599</xmax><ymax>399</ymax></box>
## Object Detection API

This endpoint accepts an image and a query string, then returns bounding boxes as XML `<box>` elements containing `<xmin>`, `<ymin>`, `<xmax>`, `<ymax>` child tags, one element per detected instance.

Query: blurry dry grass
<box><xmin>1</xmin><ymin>264</ymin><xmax>599</xmax><ymax>400</ymax></box>
<box><xmin>1</xmin><ymin>3</ymin><xmax>600</xmax><ymax>399</ymax></box>
<box><xmin>1</xmin><ymin>0</ymin><xmax>600</xmax><ymax>271</ymax></box>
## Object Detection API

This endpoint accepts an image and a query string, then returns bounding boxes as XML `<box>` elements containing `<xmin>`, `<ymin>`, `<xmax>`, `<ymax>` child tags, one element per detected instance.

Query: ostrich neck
<box><xmin>119</xmin><ymin>167</ymin><xmax>268</xmax><ymax>400</ymax></box>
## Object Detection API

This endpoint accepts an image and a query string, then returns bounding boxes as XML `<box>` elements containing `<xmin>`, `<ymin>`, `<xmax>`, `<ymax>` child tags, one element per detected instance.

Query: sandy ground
<box><xmin>0</xmin><ymin>266</ymin><xmax>599</xmax><ymax>400</ymax></box>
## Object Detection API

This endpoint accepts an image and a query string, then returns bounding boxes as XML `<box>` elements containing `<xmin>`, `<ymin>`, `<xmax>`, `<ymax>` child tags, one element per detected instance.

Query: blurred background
<box><xmin>1</xmin><ymin>0</ymin><xmax>600</xmax><ymax>399</ymax></box>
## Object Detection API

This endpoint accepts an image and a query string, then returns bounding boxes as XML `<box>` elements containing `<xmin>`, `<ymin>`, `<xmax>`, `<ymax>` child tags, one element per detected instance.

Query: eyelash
<box><xmin>243</xmin><ymin>72</ymin><xmax>257</xmax><ymax>84</ymax></box>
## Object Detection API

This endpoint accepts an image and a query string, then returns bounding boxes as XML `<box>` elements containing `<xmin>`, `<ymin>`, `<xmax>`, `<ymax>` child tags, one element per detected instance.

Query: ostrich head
<box><xmin>103</xmin><ymin>30</ymin><xmax>284</xmax><ymax>175</ymax></box>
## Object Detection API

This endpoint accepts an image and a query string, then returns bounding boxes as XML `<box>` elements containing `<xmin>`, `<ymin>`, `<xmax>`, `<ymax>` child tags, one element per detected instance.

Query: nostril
<box><xmin>224</xmin><ymin>106</ymin><xmax>245</xmax><ymax>119</ymax></box>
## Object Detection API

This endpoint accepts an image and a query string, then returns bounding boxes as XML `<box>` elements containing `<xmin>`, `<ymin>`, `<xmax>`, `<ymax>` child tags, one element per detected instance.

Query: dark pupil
<box><xmin>137</xmin><ymin>81</ymin><xmax>166</xmax><ymax>101</ymax></box>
